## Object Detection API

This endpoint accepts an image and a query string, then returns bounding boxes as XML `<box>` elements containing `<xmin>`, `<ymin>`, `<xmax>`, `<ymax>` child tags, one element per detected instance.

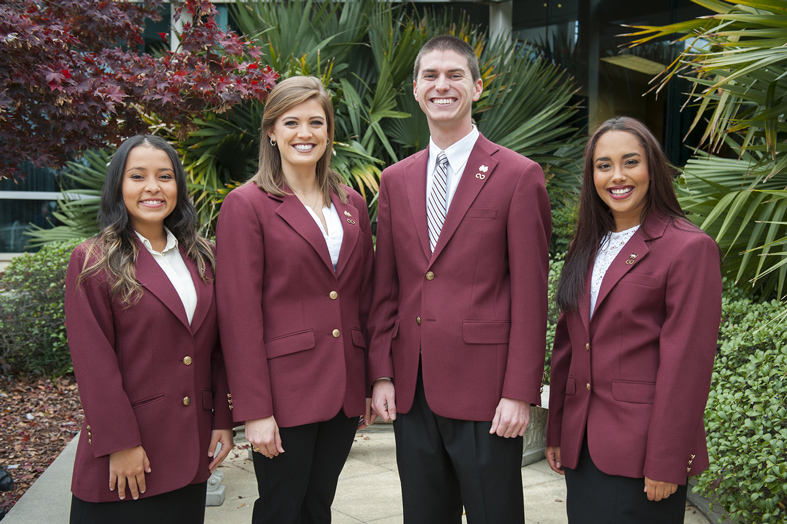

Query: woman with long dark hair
<box><xmin>215</xmin><ymin>76</ymin><xmax>374</xmax><ymax>524</ymax></box>
<box><xmin>545</xmin><ymin>117</ymin><xmax>722</xmax><ymax>523</ymax></box>
<box><xmin>65</xmin><ymin>135</ymin><xmax>233</xmax><ymax>523</ymax></box>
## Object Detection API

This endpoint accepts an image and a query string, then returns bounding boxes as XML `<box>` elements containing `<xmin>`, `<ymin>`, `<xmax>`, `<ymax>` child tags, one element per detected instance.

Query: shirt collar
<box><xmin>428</xmin><ymin>125</ymin><xmax>479</xmax><ymax>173</ymax></box>
<box><xmin>134</xmin><ymin>227</ymin><xmax>178</xmax><ymax>254</ymax></box>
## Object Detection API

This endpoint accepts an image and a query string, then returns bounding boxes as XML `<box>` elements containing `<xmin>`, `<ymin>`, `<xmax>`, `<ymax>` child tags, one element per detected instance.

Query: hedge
<box><xmin>0</xmin><ymin>239</ymin><xmax>84</xmax><ymax>376</ymax></box>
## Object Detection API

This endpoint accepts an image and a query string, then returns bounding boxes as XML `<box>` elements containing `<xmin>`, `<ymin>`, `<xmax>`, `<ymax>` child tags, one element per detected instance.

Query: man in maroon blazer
<box><xmin>368</xmin><ymin>35</ymin><xmax>552</xmax><ymax>524</ymax></box>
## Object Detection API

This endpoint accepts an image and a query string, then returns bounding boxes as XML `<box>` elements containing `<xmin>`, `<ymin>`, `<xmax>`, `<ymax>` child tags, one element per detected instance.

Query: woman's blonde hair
<box><xmin>250</xmin><ymin>76</ymin><xmax>346</xmax><ymax>205</ymax></box>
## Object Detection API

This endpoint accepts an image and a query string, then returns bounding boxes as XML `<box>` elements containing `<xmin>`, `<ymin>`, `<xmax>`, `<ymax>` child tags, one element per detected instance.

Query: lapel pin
<box><xmin>479</xmin><ymin>165</ymin><xmax>489</xmax><ymax>172</ymax></box>
<box><xmin>347</xmin><ymin>219</ymin><xmax>356</xmax><ymax>225</ymax></box>
<box><xmin>344</xmin><ymin>210</ymin><xmax>352</xmax><ymax>217</ymax></box>
<box><xmin>475</xmin><ymin>173</ymin><xmax>485</xmax><ymax>180</ymax></box>
<box><xmin>625</xmin><ymin>253</ymin><xmax>638</xmax><ymax>265</ymax></box>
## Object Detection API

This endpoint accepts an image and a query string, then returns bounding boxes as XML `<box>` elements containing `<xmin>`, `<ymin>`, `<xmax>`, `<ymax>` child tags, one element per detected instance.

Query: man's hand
<box><xmin>644</xmin><ymin>477</ymin><xmax>677</xmax><ymax>501</ymax></box>
<box><xmin>489</xmin><ymin>398</ymin><xmax>530</xmax><ymax>438</ymax></box>
<box><xmin>246</xmin><ymin>416</ymin><xmax>284</xmax><ymax>458</ymax></box>
<box><xmin>545</xmin><ymin>446</ymin><xmax>564</xmax><ymax>475</ymax></box>
<box><xmin>109</xmin><ymin>445</ymin><xmax>151</xmax><ymax>500</ymax></box>
<box><xmin>371</xmin><ymin>379</ymin><xmax>397</xmax><ymax>421</ymax></box>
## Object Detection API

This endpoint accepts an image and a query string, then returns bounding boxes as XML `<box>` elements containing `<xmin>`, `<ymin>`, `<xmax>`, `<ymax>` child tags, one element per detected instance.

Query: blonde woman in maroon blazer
<box><xmin>215</xmin><ymin>76</ymin><xmax>374</xmax><ymax>524</ymax></box>
<box><xmin>65</xmin><ymin>135</ymin><xmax>233</xmax><ymax>524</ymax></box>
<box><xmin>545</xmin><ymin>117</ymin><xmax>722</xmax><ymax>523</ymax></box>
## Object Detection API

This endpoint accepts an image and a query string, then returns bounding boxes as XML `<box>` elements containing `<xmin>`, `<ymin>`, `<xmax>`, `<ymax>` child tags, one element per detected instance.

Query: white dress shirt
<box><xmin>135</xmin><ymin>228</ymin><xmax>198</xmax><ymax>324</ymax></box>
<box><xmin>305</xmin><ymin>202</ymin><xmax>343</xmax><ymax>271</ymax></box>
<box><xmin>426</xmin><ymin>126</ymin><xmax>480</xmax><ymax>213</ymax></box>
<box><xmin>590</xmin><ymin>225</ymin><xmax>640</xmax><ymax>318</ymax></box>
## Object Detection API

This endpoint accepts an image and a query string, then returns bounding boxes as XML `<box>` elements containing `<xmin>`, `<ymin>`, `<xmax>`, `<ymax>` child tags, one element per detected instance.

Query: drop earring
<box><xmin>269</xmin><ymin>137</ymin><xmax>276</xmax><ymax>147</ymax></box>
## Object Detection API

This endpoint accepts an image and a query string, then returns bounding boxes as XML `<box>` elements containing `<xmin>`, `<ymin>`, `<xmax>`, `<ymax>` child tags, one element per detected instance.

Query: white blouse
<box><xmin>305</xmin><ymin>202</ymin><xmax>343</xmax><ymax>271</ymax></box>
<box><xmin>590</xmin><ymin>225</ymin><xmax>640</xmax><ymax>318</ymax></box>
<box><xmin>135</xmin><ymin>228</ymin><xmax>198</xmax><ymax>324</ymax></box>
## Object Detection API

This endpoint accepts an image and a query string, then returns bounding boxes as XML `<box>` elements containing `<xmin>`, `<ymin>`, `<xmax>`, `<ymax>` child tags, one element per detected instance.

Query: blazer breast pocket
<box><xmin>465</xmin><ymin>207</ymin><xmax>498</xmax><ymax>219</ymax></box>
<box><xmin>621</xmin><ymin>273</ymin><xmax>660</xmax><ymax>287</ymax></box>
<box><xmin>265</xmin><ymin>329</ymin><xmax>316</xmax><ymax>359</ymax></box>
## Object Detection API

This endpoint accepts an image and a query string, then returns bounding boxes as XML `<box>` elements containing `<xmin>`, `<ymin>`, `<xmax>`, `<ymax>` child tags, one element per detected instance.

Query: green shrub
<box><xmin>544</xmin><ymin>256</ymin><xmax>564</xmax><ymax>385</ymax></box>
<box><xmin>0</xmin><ymin>239</ymin><xmax>84</xmax><ymax>376</ymax></box>
<box><xmin>696</xmin><ymin>293</ymin><xmax>787</xmax><ymax>523</ymax></box>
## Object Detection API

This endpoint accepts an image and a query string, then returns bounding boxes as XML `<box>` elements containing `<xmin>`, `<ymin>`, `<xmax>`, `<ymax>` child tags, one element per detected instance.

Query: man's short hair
<box><xmin>413</xmin><ymin>35</ymin><xmax>481</xmax><ymax>83</ymax></box>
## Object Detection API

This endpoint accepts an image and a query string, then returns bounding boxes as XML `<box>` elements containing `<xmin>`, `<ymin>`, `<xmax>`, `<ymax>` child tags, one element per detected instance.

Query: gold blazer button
<box><xmin>183</xmin><ymin>356</ymin><xmax>193</xmax><ymax>365</ymax></box>
<box><xmin>586</xmin><ymin>383</ymin><xmax>591</xmax><ymax>391</ymax></box>
<box><xmin>332</xmin><ymin>329</ymin><xmax>341</xmax><ymax>338</ymax></box>
<box><xmin>329</xmin><ymin>291</ymin><xmax>338</xmax><ymax>299</ymax></box>
<box><xmin>183</xmin><ymin>396</ymin><xmax>191</xmax><ymax>406</ymax></box>
<box><xmin>425</xmin><ymin>271</ymin><xmax>435</xmax><ymax>280</ymax></box>
<box><xmin>416</xmin><ymin>317</ymin><xmax>421</xmax><ymax>325</ymax></box>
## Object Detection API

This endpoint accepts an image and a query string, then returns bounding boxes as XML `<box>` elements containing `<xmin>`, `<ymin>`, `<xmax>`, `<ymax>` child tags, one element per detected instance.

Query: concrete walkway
<box><xmin>3</xmin><ymin>423</ymin><xmax>711</xmax><ymax>524</ymax></box>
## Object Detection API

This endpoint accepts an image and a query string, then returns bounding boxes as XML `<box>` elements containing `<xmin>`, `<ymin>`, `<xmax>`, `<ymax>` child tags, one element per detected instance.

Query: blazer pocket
<box><xmin>351</xmin><ymin>329</ymin><xmax>366</xmax><ymax>349</ymax></box>
<box><xmin>391</xmin><ymin>318</ymin><xmax>400</xmax><ymax>339</ymax></box>
<box><xmin>612</xmin><ymin>380</ymin><xmax>656</xmax><ymax>404</ymax></box>
<box><xmin>466</xmin><ymin>207</ymin><xmax>498</xmax><ymax>219</ymax></box>
<box><xmin>265</xmin><ymin>329</ymin><xmax>316</xmax><ymax>359</ymax></box>
<box><xmin>202</xmin><ymin>389</ymin><xmax>213</xmax><ymax>410</ymax></box>
<box><xmin>462</xmin><ymin>320</ymin><xmax>510</xmax><ymax>344</ymax></box>
<box><xmin>566</xmin><ymin>377</ymin><xmax>576</xmax><ymax>396</ymax></box>
<box><xmin>130</xmin><ymin>393</ymin><xmax>165</xmax><ymax>409</ymax></box>
<box><xmin>621</xmin><ymin>273</ymin><xmax>660</xmax><ymax>287</ymax></box>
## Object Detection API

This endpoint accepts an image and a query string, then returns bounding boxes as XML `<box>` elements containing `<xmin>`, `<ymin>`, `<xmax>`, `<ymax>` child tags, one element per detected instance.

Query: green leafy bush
<box><xmin>697</xmin><ymin>292</ymin><xmax>787</xmax><ymax>523</ymax></box>
<box><xmin>0</xmin><ymin>239</ymin><xmax>84</xmax><ymax>376</ymax></box>
<box><xmin>544</xmin><ymin>256</ymin><xmax>564</xmax><ymax>385</ymax></box>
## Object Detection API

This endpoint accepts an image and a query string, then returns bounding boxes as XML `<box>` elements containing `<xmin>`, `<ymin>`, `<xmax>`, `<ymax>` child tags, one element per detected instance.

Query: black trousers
<box><xmin>393</xmin><ymin>366</ymin><xmax>525</xmax><ymax>524</ymax></box>
<box><xmin>69</xmin><ymin>480</ymin><xmax>207</xmax><ymax>524</ymax></box>
<box><xmin>251</xmin><ymin>411</ymin><xmax>358</xmax><ymax>524</ymax></box>
<box><xmin>564</xmin><ymin>437</ymin><xmax>687</xmax><ymax>524</ymax></box>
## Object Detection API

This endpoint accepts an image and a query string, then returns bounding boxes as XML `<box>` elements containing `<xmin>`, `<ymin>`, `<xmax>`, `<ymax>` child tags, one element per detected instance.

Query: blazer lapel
<box><xmin>332</xmin><ymin>192</ymin><xmax>360</xmax><ymax>278</ymax></box>
<box><xmin>429</xmin><ymin>135</ymin><xmax>499</xmax><ymax>263</ymax></box>
<box><xmin>181</xmin><ymin>245</ymin><xmax>212</xmax><ymax>334</ymax></box>
<box><xmin>591</xmin><ymin>213</ymin><xmax>669</xmax><ymax>317</ymax></box>
<box><xmin>403</xmin><ymin>150</ymin><xmax>431</xmax><ymax>260</ymax></box>
<box><xmin>579</xmin><ymin>264</ymin><xmax>593</xmax><ymax>335</ymax></box>
<box><xmin>274</xmin><ymin>192</ymin><xmax>334</xmax><ymax>273</ymax></box>
<box><xmin>134</xmin><ymin>239</ymin><xmax>191</xmax><ymax>331</ymax></box>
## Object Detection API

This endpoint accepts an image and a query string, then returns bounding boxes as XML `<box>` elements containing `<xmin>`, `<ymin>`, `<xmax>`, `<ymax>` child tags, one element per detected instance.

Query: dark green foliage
<box><xmin>0</xmin><ymin>239</ymin><xmax>84</xmax><ymax>376</ymax></box>
<box><xmin>697</xmin><ymin>288</ymin><xmax>787</xmax><ymax>523</ymax></box>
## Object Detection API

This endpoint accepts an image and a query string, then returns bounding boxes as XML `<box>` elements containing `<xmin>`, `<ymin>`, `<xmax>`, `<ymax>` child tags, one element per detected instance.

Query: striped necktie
<box><xmin>427</xmin><ymin>151</ymin><xmax>448</xmax><ymax>253</ymax></box>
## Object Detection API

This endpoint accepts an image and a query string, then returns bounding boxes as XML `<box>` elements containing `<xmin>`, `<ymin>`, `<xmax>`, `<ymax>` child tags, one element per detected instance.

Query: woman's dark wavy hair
<box><xmin>555</xmin><ymin>117</ymin><xmax>687</xmax><ymax>312</ymax></box>
<box><xmin>76</xmin><ymin>135</ymin><xmax>215</xmax><ymax>306</ymax></box>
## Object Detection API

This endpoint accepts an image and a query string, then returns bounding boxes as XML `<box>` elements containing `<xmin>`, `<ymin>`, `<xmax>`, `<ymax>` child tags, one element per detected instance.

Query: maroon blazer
<box><xmin>65</xmin><ymin>238</ymin><xmax>233</xmax><ymax>503</ymax></box>
<box><xmin>215</xmin><ymin>184</ymin><xmax>374</xmax><ymax>427</ymax></box>
<box><xmin>546</xmin><ymin>213</ymin><xmax>722</xmax><ymax>485</ymax></box>
<box><xmin>368</xmin><ymin>134</ymin><xmax>552</xmax><ymax>421</ymax></box>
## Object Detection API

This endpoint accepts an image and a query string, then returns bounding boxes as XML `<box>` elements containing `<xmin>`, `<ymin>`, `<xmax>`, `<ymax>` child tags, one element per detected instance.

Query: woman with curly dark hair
<box><xmin>65</xmin><ymin>135</ymin><xmax>233</xmax><ymax>524</ymax></box>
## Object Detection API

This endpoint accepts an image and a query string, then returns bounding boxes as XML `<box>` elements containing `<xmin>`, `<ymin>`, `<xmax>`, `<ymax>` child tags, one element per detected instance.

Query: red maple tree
<box><xmin>0</xmin><ymin>0</ymin><xmax>278</xmax><ymax>180</ymax></box>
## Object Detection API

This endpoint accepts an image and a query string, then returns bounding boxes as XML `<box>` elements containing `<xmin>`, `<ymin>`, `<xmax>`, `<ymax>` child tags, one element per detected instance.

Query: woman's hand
<box><xmin>644</xmin><ymin>477</ymin><xmax>678</xmax><ymax>501</ymax></box>
<box><xmin>208</xmin><ymin>429</ymin><xmax>234</xmax><ymax>473</ymax></box>
<box><xmin>546</xmin><ymin>446</ymin><xmax>564</xmax><ymax>475</ymax></box>
<box><xmin>109</xmin><ymin>445</ymin><xmax>151</xmax><ymax>500</ymax></box>
<box><xmin>246</xmin><ymin>416</ymin><xmax>284</xmax><ymax>458</ymax></box>
<box><xmin>357</xmin><ymin>398</ymin><xmax>377</xmax><ymax>430</ymax></box>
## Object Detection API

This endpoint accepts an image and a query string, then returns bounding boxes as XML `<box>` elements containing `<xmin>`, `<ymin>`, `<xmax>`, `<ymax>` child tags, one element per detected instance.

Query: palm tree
<box><xmin>626</xmin><ymin>0</ymin><xmax>787</xmax><ymax>298</ymax></box>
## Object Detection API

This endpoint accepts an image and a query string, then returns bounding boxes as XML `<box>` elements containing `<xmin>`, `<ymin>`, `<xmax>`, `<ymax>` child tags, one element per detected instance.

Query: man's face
<box><xmin>413</xmin><ymin>49</ymin><xmax>483</xmax><ymax>131</ymax></box>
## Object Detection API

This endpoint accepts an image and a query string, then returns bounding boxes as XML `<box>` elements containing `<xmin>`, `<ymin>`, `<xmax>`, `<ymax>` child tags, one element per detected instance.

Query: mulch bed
<box><xmin>0</xmin><ymin>374</ymin><xmax>83</xmax><ymax>514</ymax></box>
